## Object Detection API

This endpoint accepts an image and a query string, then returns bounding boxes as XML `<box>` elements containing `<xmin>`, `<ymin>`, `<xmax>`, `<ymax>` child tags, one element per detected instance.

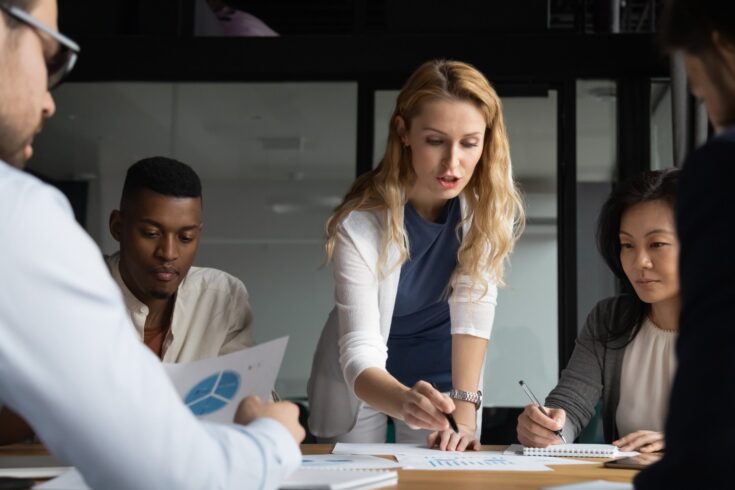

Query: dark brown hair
<box><xmin>659</xmin><ymin>0</ymin><xmax>735</xmax><ymax>53</ymax></box>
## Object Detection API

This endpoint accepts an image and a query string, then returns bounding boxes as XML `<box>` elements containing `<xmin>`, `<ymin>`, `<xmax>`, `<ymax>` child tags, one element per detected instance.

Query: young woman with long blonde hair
<box><xmin>308</xmin><ymin>59</ymin><xmax>524</xmax><ymax>451</ymax></box>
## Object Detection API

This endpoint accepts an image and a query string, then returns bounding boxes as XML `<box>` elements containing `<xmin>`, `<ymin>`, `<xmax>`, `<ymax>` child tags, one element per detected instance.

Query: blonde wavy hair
<box><xmin>325</xmin><ymin>59</ymin><xmax>525</xmax><ymax>290</ymax></box>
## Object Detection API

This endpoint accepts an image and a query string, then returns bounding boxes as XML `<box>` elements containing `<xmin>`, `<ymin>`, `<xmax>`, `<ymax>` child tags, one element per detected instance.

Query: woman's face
<box><xmin>619</xmin><ymin>200</ymin><xmax>680</xmax><ymax>305</ymax></box>
<box><xmin>401</xmin><ymin>98</ymin><xmax>486</xmax><ymax>217</ymax></box>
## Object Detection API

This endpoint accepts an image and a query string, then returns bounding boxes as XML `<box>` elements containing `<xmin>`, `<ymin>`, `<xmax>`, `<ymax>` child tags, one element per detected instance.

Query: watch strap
<box><xmin>449</xmin><ymin>389</ymin><xmax>482</xmax><ymax>410</ymax></box>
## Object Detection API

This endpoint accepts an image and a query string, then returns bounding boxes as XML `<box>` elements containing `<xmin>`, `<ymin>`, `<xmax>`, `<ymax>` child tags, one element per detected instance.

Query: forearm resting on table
<box><xmin>452</xmin><ymin>334</ymin><xmax>488</xmax><ymax>427</ymax></box>
<box><xmin>354</xmin><ymin>367</ymin><xmax>410</xmax><ymax>420</ymax></box>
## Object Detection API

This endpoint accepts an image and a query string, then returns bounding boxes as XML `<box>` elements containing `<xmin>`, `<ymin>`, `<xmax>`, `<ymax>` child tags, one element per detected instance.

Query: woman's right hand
<box><xmin>399</xmin><ymin>380</ymin><xmax>455</xmax><ymax>431</ymax></box>
<box><xmin>516</xmin><ymin>404</ymin><xmax>566</xmax><ymax>447</ymax></box>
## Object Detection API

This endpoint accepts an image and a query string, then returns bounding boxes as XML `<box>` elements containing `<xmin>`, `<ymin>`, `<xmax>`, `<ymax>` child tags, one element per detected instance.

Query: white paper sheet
<box><xmin>36</xmin><ymin>468</ymin><xmax>89</xmax><ymax>489</ymax></box>
<box><xmin>300</xmin><ymin>454</ymin><xmax>401</xmax><ymax>470</ymax></box>
<box><xmin>38</xmin><ymin>466</ymin><xmax>399</xmax><ymax>490</ymax></box>
<box><xmin>0</xmin><ymin>454</ymin><xmax>69</xmax><ymax>478</ymax></box>
<box><xmin>281</xmin><ymin>469</ymin><xmax>398</xmax><ymax>489</ymax></box>
<box><xmin>395</xmin><ymin>453</ymin><xmax>552</xmax><ymax>471</ymax></box>
<box><xmin>163</xmin><ymin>337</ymin><xmax>288</xmax><ymax>423</ymax></box>
<box><xmin>332</xmin><ymin>443</ymin><xmax>448</xmax><ymax>456</ymax></box>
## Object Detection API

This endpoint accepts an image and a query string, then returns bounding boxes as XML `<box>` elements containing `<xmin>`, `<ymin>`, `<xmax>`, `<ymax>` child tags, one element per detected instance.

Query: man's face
<box><xmin>683</xmin><ymin>36</ymin><xmax>735</xmax><ymax>132</ymax></box>
<box><xmin>0</xmin><ymin>0</ymin><xmax>57</xmax><ymax>168</ymax></box>
<box><xmin>110</xmin><ymin>188</ymin><xmax>203</xmax><ymax>304</ymax></box>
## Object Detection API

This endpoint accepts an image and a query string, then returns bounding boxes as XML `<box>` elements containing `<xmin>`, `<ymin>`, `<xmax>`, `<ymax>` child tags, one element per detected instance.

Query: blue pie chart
<box><xmin>184</xmin><ymin>370</ymin><xmax>241</xmax><ymax>416</ymax></box>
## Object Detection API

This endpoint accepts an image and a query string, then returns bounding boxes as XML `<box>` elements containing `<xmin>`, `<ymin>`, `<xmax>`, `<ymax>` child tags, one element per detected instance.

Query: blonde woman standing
<box><xmin>308</xmin><ymin>60</ymin><xmax>524</xmax><ymax>451</ymax></box>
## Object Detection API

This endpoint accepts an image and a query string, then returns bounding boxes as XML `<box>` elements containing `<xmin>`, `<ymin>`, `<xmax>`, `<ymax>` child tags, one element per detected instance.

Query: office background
<box><xmin>31</xmin><ymin>0</ymin><xmax>699</xmax><ymax>442</ymax></box>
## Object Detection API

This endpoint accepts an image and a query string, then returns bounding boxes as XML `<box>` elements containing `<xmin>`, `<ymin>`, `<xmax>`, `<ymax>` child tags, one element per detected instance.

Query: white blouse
<box><xmin>616</xmin><ymin>317</ymin><xmax>678</xmax><ymax>437</ymax></box>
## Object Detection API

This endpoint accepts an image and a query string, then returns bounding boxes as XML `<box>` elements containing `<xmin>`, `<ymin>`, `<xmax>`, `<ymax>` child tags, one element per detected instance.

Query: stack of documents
<box><xmin>280</xmin><ymin>454</ymin><xmax>399</xmax><ymax>489</ymax></box>
<box><xmin>0</xmin><ymin>454</ymin><xmax>69</xmax><ymax>479</ymax></box>
<box><xmin>280</xmin><ymin>469</ymin><xmax>397</xmax><ymax>489</ymax></box>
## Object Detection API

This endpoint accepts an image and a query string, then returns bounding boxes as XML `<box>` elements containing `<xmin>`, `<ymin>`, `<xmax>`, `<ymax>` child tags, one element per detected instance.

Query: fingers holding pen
<box><xmin>527</xmin><ymin>405</ymin><xmax>565</xmax><ymax>432</ymax></box>
<box><xmin>516</xmin><ymin>405</ymin><xmax>566</xmax><ymax>448</ymax></box>
<box><xmin>401</xmin><ymin>381</ymin><xmax>454</xmax><ymax>431</ymax></box>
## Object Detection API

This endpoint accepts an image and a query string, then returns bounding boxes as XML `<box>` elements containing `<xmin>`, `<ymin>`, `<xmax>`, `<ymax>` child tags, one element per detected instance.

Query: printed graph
<box><xmin>301</xmin><ymin>458</ymin><xmax>353</xmax><ymax>467</ymax></box>
<box><xmin>184</xmin><ymin>370</ymin><xmax>240</xmax><ymax>415</ymax></box>
<box><xmin>425</xmin><ymin>456</ymin><xmax>514</xmax><ymax>468</ymax></box>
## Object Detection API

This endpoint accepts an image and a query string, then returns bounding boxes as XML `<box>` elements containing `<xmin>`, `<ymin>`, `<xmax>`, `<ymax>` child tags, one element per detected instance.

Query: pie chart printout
<box><xmin>184</xmin><ymin>370</ymin><xmax>241</xmax><ymax>415</ymax></box>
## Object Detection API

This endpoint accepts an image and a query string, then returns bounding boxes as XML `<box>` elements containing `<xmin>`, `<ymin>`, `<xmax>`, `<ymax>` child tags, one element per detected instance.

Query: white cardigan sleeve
<box><xmin>332</xmin><ymin>223</ymin><xmax>390</xmax><ymax>393</ymax></box>
<box><xmin>448</xmin><ymin>272</ymin><xmax>498</xmax><ymax>339</ymax></box>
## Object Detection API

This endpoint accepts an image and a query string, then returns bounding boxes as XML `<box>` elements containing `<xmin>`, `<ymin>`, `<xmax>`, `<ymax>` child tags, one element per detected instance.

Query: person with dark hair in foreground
<box><xmin>517</xmin><ymin>169</ymin><xmax>680</xmax><ymax>453</ymax></box>
<box><xmin>635</xmin><ymin>1</ymin><xmax>735</xmax><ymax>488</ymax></box>
<box><xmin>107</xmin><ymin>156</ymin><xmax>254</xmax><ymax>361</ymax></box>
<box><xmin>0</xmin><ymin>0</ymin><xmax>303</xmax><ymax>487</ymax></box>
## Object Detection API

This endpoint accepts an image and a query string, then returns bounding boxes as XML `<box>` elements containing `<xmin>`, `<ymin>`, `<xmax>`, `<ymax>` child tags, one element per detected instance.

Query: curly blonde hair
<box><xmin>325</xmin><ymin>59</ymin><xmax>525</xmax><ymax>290</ymax></box>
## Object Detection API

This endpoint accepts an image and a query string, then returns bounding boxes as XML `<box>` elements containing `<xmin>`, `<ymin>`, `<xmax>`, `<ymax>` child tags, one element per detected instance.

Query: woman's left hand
<box><xmin>613</xmin><ymin>430</ymin><xmax>665</xmax><ymax>453</ymax></box>
<box><xmin>427</xmin><ymin>422</ymin><xmax>480</xmax><ymax>452</ymax></box>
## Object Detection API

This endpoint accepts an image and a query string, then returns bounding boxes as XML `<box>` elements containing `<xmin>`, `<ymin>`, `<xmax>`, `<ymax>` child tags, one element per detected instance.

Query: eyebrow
<box><xmin>139</xmin><ymin>219</ymin><xmax>200</xmax><ymax>232</ymax></box>
<box><xmin>619</xmin><ymin>228</ymin><xmax>675</xmax><ymax>237</ymax></box>
<box><xmin>422</xmin><ymin>127</ymin><xmax>483</xmax><ymax>137</ymax></box>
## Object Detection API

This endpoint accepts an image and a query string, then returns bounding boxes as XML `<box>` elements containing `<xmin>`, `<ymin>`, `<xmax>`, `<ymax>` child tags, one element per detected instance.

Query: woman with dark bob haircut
<box><xmin>517</xmin><ymin>168</ymin><xmax>680</xmax><ymax>453</ymax></box>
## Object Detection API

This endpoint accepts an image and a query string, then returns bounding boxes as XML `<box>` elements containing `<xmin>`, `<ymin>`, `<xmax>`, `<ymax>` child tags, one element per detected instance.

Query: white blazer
<box><xmin>307</xmin><ymin>193</ymin><xmax>498</xmax><ymax>438</ymax></box>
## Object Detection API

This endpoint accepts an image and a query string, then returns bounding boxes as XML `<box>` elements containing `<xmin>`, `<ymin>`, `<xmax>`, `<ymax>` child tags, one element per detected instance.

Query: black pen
<box><xmin>432</xmin><ymin>383</ymin><xmax>459</xmax><ymax>433</ymax></box>
<box><xmin>518</xmin><ymin>380</ymin><xmax>567</xmax><ymax>443</ymax></box>
<box><xmin>444</xmin><ymin>411</ymin><xmax>459</xmax><ymax>433</ymax></box>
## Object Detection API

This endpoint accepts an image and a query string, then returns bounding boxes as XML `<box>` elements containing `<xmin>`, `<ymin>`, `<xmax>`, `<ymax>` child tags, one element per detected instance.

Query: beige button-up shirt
<box><xmin>105</xmin><ymin>252</ymin><xmax>254</xmax><ymax>362</ymax></box>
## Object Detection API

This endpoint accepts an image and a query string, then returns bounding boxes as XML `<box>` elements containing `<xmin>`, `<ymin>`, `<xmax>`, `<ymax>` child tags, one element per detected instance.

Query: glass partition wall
<box><xmin>31</xmin><ymin>76</ymin><xmax>667</xmax><ymax>441</ymax></box>
<box><xmin>31</xmin><ymin>82</ymin><xmax>358</xmax><ymax>399</ymax></box>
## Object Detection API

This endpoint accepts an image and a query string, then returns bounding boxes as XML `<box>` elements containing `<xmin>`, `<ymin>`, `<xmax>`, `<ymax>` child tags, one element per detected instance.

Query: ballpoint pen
<box><xmin>432</xmin><ymin>383</ymin><xmax>459</xmax><ymax>434</ymax></box>
<box><xmin>444</xmin><ymin>411</ymin><xmax>459</xmax><ymax>433</ymax></box>
<box><xmin>518</xmin><ymin>380</ymin><xmax>567</xmax><ymax>443</ymax></box>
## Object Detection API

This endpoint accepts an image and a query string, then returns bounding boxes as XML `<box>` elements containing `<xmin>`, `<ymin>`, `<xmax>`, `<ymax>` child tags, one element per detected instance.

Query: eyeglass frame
<box><xmin>0</xmin><ymin>3</ymin><xmax>80</xmax><ymax>89</ymax></box>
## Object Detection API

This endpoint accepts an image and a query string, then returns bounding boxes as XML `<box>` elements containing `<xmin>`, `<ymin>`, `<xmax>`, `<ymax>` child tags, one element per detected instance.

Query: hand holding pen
<box><xmin>517</xmin><ymin>380</ymin><xmax>567</xmax><ymax>446</ymax></box>
<box><xmin>425</xmin><ymin>383</ymin><xmax>482</xmax><ymax>452</ymax></box>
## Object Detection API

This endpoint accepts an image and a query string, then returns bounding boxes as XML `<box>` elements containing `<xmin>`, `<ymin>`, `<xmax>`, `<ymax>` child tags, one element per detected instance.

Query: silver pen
<box><xmin>518</xmin><ymin>380</ymin><xmax>567</xmax><ymax>443</ymax></box>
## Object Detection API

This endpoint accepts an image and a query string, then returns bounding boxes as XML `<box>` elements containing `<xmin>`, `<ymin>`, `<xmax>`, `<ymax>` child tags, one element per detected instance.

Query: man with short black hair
<box><xmin>107</xmin><ymin>157</ymin><xmax>254</xmax><ymax>361</ymax></box>
<box><xmin>0</xmin><ymin>1</ymin><xmax>303</xmax><ymax>487</ymax></box>
<box><xmin>635</xmin><ymin>1</ymin><xmax>735</xmax><ymax>488</ymax></box>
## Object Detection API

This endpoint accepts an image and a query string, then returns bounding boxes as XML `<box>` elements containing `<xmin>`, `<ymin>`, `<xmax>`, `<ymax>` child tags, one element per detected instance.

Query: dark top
<box><xmin>635</xmin><ymin>130</ymin><xmax>735</xmax><ymax>489</ymax></box>
<box><xmin>386</xmin><ymin>198</ymin><xmax>461</xmax><ymax>392</ymax></box>
<box><xmin>545</xmin><ymin>295</ymin><xmax>637</xmax><ymax>444</ymax></box>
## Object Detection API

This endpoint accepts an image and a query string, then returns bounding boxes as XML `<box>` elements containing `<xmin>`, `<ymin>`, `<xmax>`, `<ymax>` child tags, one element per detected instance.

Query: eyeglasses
<box><xmin>0</xmin><ymin>3</ymin><xmax>80</xmax><ymax>89</ymax></box>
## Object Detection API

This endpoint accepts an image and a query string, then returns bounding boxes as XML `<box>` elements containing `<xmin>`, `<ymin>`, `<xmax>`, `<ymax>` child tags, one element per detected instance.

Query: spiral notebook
<box><xmin>523</xmin><ymin>444</ymin><xmax>619</xmax><ymax>458</ymax></box>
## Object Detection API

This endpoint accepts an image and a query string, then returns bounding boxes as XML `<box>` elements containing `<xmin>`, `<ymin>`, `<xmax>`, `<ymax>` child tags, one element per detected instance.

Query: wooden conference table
<box><xmin>0</xmin><ymin>444</ymin><xmax>638</xmax><ymax>489</ymax></box>
<box><xmin>305</xmin><ymin>444</ymin><xmax>638</xmax><ymax>490</ymax></box>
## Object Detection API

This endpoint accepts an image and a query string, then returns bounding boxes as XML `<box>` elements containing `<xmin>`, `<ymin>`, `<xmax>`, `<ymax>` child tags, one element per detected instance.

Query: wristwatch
<box><xmin>449</xmin><ymin>389</ymin><xmax>483</xmax><ymax>410</ymax></box>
